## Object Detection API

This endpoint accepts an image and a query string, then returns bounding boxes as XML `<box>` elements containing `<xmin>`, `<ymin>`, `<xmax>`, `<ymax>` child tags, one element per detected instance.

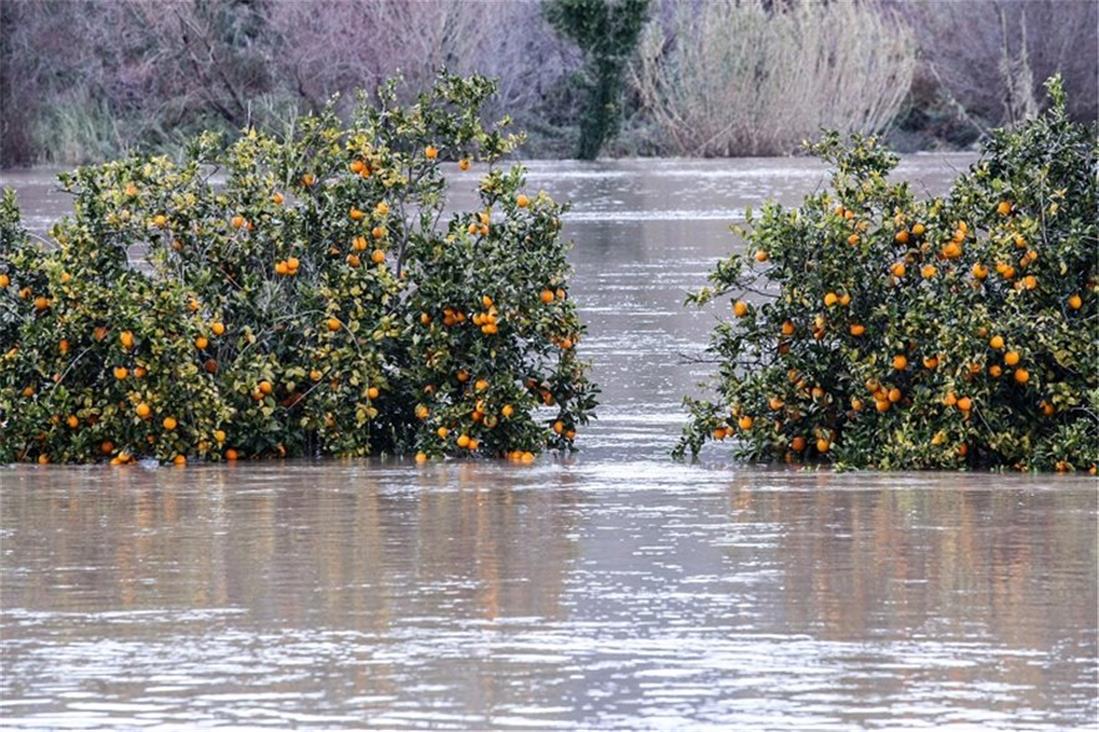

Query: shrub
<box><xmin>631</xmin><ymin>0</ymin><xmax>915</xmax><ymax>157</ymax></box>
<box><xmin>676</xmin><ymin>77</ymin><xmax>1097</xmax><ymax>472</ymax></box>
<box><xmin>0</xmin><ymin>73</ymin><xmax>597</xmax><ymax>465</ymax></box>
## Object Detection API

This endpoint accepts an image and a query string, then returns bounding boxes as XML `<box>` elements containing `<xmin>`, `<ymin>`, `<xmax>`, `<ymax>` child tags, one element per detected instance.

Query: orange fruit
<box><xmin>922</xmin><ymin>355</ymin><xmax>939</xmax><ymax>369</ymax></box>
<box><xmin>437</xmin><ymin>427</ymin><xmax>450</xmax><ymax>439</ymax></box>
<box><xmin>989</xmin><ymin>335</ymin><xmax>1004</xmax><ymax>350</ymax></box>
<box><xmin>349</xmin><ymin>207</ymin><xmax>365</xmax><ymax>221</ymax></box>
<box><xmin>214</xmin><ymin>430</ymin><xmax>226</xmax><ymax>443</ymax></box>
<box><xmin>414</xmin><ymin>452</ymin><xmax>428</xmax><ymax>463</ymax></box>
<box><xmin>346</xmin><ymin>254</ymin><xmax>361</xmax><ymax>268</ymax></box>
<box><xmin>738</xmin><ymin>415</ymin><xmax>754</xmax><ymax>430</ymax></box>
<box><xmin>66</xmin><ymin>415</ymin><xmax>79</xmax><ymax>429</ymax></box>
<box><xmin>162</xmin><ymin>416</ymin><xmax>177</xmax><ymax>430</ymax></box>
<box><xmin>275</xmin><ymin>261</ymin><xmax>289</xmax><ymax>276</ymax></box>
<box><xmin>911</xmin><ymin>223</ymin><xmax>925</xmax><ymax>236</ymax></box>
<box><xmin>790</xmin><ymin>436</ymin><xmax>806</xmax><ymax>452</ymax></box>
<box><xmin>225</xmin><ymin>448</ymin><xmax>239</xmax><ymax>460</ymax></box>
<box><xmin>230</xmin><ymin>215</ymin><xmax>245</xmax><ymax>229</ymax></box>
<box><xmin>517</xmin><ymin>194</ymin><xmax>530</xmax><ymax>208</ymax></box>
<box><xmin>326</xmin><ymin>318</ymin><xmax>341</xmax><ymax>332</ymax></box>
<box><xmin>501</xmin><ymin>404</ymin><xmax>514</xmax><ymax>418</ymax></box>
<box><xmin>892</xmin><ymin>354</ymin><xmax>908</xmax><ymax>371</ymax></box>
<box><xmin>890</xmin><ymin>262</ymin><xmax>906</xmax><ymax>278</ymax></box>
<box><xmin>894</xmin><ymin>230</ymin><xmax>909</xmax><ymax>244</ymax></box>
<box><xmin>456</xmin><ymin>434</ymin><xmax>471</xmax><ymax>448</ymax></box>
<box><xmin>782</xmin><ymin>321</ymin><xmax>796</xmax><ymax>336</ymax></box>
<box><xmin>540</xmin><ymin>289</ymin><xmax>555</xmax><ymax>304</ymax></box>
<box><xmin>371</xmin><ymin>226</ymin><xmax>386</xmax><ymax>240</ymax></box>
<box><xmin>258</xmin><ymin>381</ymin><xmax>273</xmax><ymax>395</ymax></box>
<box><xmin>211</xmin><ymin>322</ymin><xmax>225</xmax><ymax>336</ymax></box>
<box><xmin>114</xmin><ymin>366</ymin><xmax>129</xmax><ymax>380</ymax></box>
<box><xmin>271</xmin><ymin>192</ymin><xmax>284</xmax><ymax>205</ymax></box>
<box><xmin>301</xmin><ymin>173</ymin><xmax>315</xmax><ymax>187</ymax></box>
<box><xmin>888</xmin><ymin>387</ymin><xmax>902</xmax><ymax>403</ymax></box>
<box><xmin>195</xmin><ymin>336</ymin><xmax>208</xmax><ymax>350</ymax></box>
<box><xmin>1068</xmin><ymin>294</ymin><xmax>1082</xmax><ymax>310</ymax></box>
<box><xmin>375</xmin><ymin>201</ymin><xmax>389</xmax><ymax>216</ymax></box>
<box><xmin>349</xmin><ymin>160</ymin><xmax>365</xmax><ymax>174</ymax></box>
<box><xmin>921</xmin><ymin>264</ymin><xmax>937</xmax><ymax>279</ymax></box>
<box><xmin>119</xmin><ymin>331</ymin><xmax>134</xmax><ymax>349</ymax></box>
<box><xmin>849</xmin><ymin>323</ymin><xmax>865</xmax><ymax>336</ymax></box>
<box><xmin>425</xmin><ymin>145</ymin><xmax>438</xmax><ymax>159</ymax></box>
<box><xmin>1014</xmin><ymin>368</ymin><xmax>1030</xmax><ymax>384</ymax></box>
<box><xmin>733</xmin><ymin>300</ymin><xmax>749</xmax><ymax>318</ymax></box>
<box><xmin>847</xmin><ymin>234</ymin><xmax>860</xmax><ymax>246</ymax></box>
<box><xmin>754</xmin><ymin>250</ymin><xmax>769</xmax><ymax>262</ymax></box>
<box><xmin>135</xmin><ymin>403</ymin><xmax>151</xmax><ymax>418</ymax></box>
<box><xmin>996</xmin><ymin>200</ymin><xmax>1012</xmax><ymax>216</ymax></box>
<box><xmin>816</xmin><ymin>438</ymin><xmax>830</xmax><ymax>453</ymax></box>
<box><xmin>173</xmin><ymin>454</ymin><xmax>187</xmax><ymax>466</ymax></box>
<box><xmin>956</xmin><ymin>397</ymin><xmax>972</xmax><ymax>412</ymax></box>
<box><xmin>371</xmin><ymin>249</ymin><xmax>386</xmax><ymax>264</ymax></box>
<box><xmin>1004</xmin><ymin>351</ymin><xmax>1020</xmax><ymax>366</ymax></box>
<box><xmin>768</xmin><ymin>397</ymin><xmax>784</xmax><ymax>411</ymax></box>
<box><xmin>823</xmin><ymin>292</ymin><xmax>838</xmax><ymax>307</ymax></box>
<box><xmin>367</xmin><ymin>386</ymin><xmax>380</xmax><ymax>399</ymax></box>
<box><xmin>458</xmin><ymin>158</ymin><xmax>471</xmax><ymax>171</ymax></box>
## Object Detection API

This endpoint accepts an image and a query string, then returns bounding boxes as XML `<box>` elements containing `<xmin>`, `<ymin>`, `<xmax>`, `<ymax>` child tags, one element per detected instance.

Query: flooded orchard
<box><xmin>2</xmin><ymin>157</ymin><xmax>1096</xmax><ymax>729</ymax></box>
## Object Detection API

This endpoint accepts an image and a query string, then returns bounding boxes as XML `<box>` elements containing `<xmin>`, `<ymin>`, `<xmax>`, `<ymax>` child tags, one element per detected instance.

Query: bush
<box><xmin>631</xmin><ymin>0</ymin><xmax>915</xmax><ymax>157</ymax></box>
<box><xmin>0</xmin><ymin>73</ymin><xmax>598</xmax><ymax>465</ymax></box>
<box><xmin>676</xmin><ymin>77</ymin><xmax>1097</xmax><ymax>473</ymax></box>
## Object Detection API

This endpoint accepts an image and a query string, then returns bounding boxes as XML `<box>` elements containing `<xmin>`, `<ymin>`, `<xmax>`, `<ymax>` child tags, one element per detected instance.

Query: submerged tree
<box><xmin>543</xmin><ymin>0</ymin><xmax>649</xmax><ymax>160</ymax></box>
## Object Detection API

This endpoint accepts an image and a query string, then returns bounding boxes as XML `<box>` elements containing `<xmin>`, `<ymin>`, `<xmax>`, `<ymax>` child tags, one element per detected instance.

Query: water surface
<box><xmin>2</xmin><ymin>157</ymin><xmax>1096</xmax><ymax>729</ymax></box>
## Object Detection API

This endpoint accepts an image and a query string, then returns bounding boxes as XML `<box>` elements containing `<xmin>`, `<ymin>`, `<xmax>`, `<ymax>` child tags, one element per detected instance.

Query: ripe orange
<box><xmin>875</xmin><ymin>399</ymin><xmax>890</xmax><ymax>412</ymax></box>
<box><xmin>301</xmin><ymin>173</ymin><xmax>315</xmax><ymax>187</ymax></box>
<box><xmin>173</xmin><ymin>454</ymin><xmax>187</xmax><ymax>466</ymax></box>
<box><xmin>375</xmin><ymin>201</ymin><xmax>389</xmax><ymax>216</ymax></box>
<box><xmin>851</xmin><ymin>397</ymin><xmax>864</xmax><ymax>412</ymax></box>
<box><xmin>231</xmin><ymin>215</ymin><xmax>245</xmax><ymax>229</ymax></box>
<box><xmin>33</xmin><ymin>296</ymin><xmax>49</xmax><ymax>311</ymax></box>
<box><xmin>754</xmin><ymin>250</ymin><xmax>769</xmax><ymax>262</ymax></box>
<box><xmin>286</xmin><ymin>257</ymin><xmax>299</xmax><ymax>272</ymax></box>
<box><xmin>1068</xmin><ymin>293</ymin><xmax>1082</xmax><ymax>310</ymax></box>
<box><xmin>501</xmin><ymin>404</ymin><xmax>514</xmax><ymax>418</ymax></box>
<box><xmin>1014</xmin><ymin>368</ymin><xmax>1030</xmax><ymax>384</ymax></box>
<box><xmin>989</xmin><ymin>335</ymin><xmax>1004</xmax><ymax>350</ymax></box>
<box><xmin>847</xmin><ymin>234</ymin><xmax>859</xmax><ymax>246</ymax></box>
<box><xmin>425</xmin><ymin>145</ymin><xmax>438</xmax><ymax>159</ymax></box>
<box><xmin>1004</xmin><ymin>351</ymin><xmax>1020</xmax><ymax>366</ymax></box>
<box><xmin>911</xmin><ymin>223</ymin><xmax>925</xmax><ymax>236</ymax></box>
<box><xmin>816</xmin><ymin>438</ymin><xmax>830</xmax><ymax>453</ymax></box>
<box><xmin>119</xmin><ymin>331</ymin><xmax>134</xmax><ymax>349</ymax></box>
<box><xmin>437</xmin><ymin>426</ymin><xmax>449</xmax><ymax>439</ymax></box>
<box><xmin>458</xmin><ymin>158</ymin><xmax>471</xmax><ymax>171</ymax></box>
<box><xmin>135</xmin><ymin>403</ymin><xmax>151</xmax><ymax>418</ymax></box>
<box><xmin>66</xmin><ymin>415</ymin><xmax>79</xmax><ymax>429</ymax></box>
<box><xmin>225</xmin><ymin>448</ymin><xmax>239</xmax><ymax>461</ymax></box>
<box><xmin>890</xmin><ymin>262</ymin><xmax>906</xmax><ymax>277</ymax></box>
<box><xmin>895</xmin><ymin>230</ymin><xmax>909</xmax><ymax>244</ymax></box>
<box><xmin>258</xmin><ymin>381</ymin><xmax>273</xmax><ymax>395</ymax></box>
<box><xmin>781</xmin><ymin>321</ymin><xmax>796</xmax><ymax>336</ymax></box>
<box><xmin>540</xmin><ymin>289</ymin><xmax>555</xmax><ymax>304</ymax></box>
<box><xmin>349</xmin><ymin>207</ymin><xmax>365</xmax><ymax>221</ymax></box>
<box><xmin>195</xmin><ymin>336</ymin><xmax>208</xmax><ymax>350</ymax></box>
<box><xmin>367</xmin><ymin>386</ymin><xmax>380</xmax><ymax>400</ymax></box>
<box><xmin>738</xmin><ymin>415</ymin><xmax>754</xmax><ymax>430</ymax></box>
<box><xmin>733</xmin><ymin>300</ymin><xmax>749</xmax><ymax>317</ymax></box>
<box><xmin>101</xmin><ymin>440</ymin><xmax>114</xmax><ymax>455</ymax></box>
<box><xmin>163</xmin><ymin>416</ymin><xmax>177</xmax><ymax>430</ymax></box>
<box><xmin>346</xmin><ymin>254</ymin><xmax>361</xmax><ymax>268</ymax></box>
<box><xmin>769</xmin><ymin>397</ymin><xmax>785</xmax><ymax>411</ymax></box>
<box><xmin>113</xmin><ymin>366</ymin><xmax>129</xmax><ymax>380</ymax></box>
<box><xmin>956</xmin><ymin>397</ymin><xmax>972</xmax><ymax>412</ymax></box>
<box><xmin>272</xmin><ymin>192</ymin><xmax>284</xmax><ymax>205</ymax></box>
<box><xmin>922</xmin><ymin>355</ymin><xmax>939</xmax><ymax>369</ymax></box>
<box><xmin>211</xmin><ymin>322</ymin><xmax>225</xmax><ymax>336</ymax></box>
<box><xmin>414</xmin><ymin>452</ymin><xmax>428</xmax><ymax>463</ymax></box>
<box><xmin>849</xmin><ymin>323</ymin><xmax>865</xmax><ymax>336</ymax></box>
<box><xmin>474</xmin><ymin>379</ymin><xmax>489</xmax><ymax>392</ymax></box>
<box><xmin>517</xmin><ymin>194</ymin><xmax>530</xmax><ymax>208</ymax></box>
<box><xmin>371</xmin><ymin>249</ymin><xmax>386</xmax><ymax>265</ymax></box>
<box><xmin>349</xmin><ymin>160</ymin><xmax>365</xmax><ymax>174</ymax></box>
<box><xmin>214</xmin><ymin>430</ymin><xmax>226</xmax><ymax>443</ymax></box>
<box><xmin>921</xmin><ymin>264</ymin><xmax>937</xmax><ymax>279</ymax></box>
<box><xmin>456</xmin><ymin>434</ymin><xmax>471</xmax><ymax>448</ymax></box>
<box><xmin>0</xmin><ymin>274</ymin><xmax>8</xmax><ymax>288</ymax></box>
<box><xmin>790</xmin><ymin>436</ymin><xmax>806</xmax><ymax>452</ymax></box>
<box><xmin>892</xmin><ymin>354</ymin><xmax>908</xmax><ymax>371</ymax></box>
<box><xmin>823</xmin><ymin>292</ymin><xmax>838</xmax><ymax>307</ymax></box>
<box><xmin>996</xmin><ymin>200</ymin><xmax>1012</xmax><ymax>216</ymax></box>
<box><xmin>275</xmin><ymin>261</ymin><xmax>289</xmax><ymax>276</ymax></box>
<box><xmin>415</xmin><ymin>404</ymin><xmax>430</xmax><ymax>419</ymax></box>
<box><xmin>371</xmin><ymin>226</ymin><xmax>386</xmax><ymax>240</ymax></box>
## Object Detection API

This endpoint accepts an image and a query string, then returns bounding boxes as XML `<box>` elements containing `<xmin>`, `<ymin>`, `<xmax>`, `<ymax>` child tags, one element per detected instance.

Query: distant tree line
<box><xmin>1</xmin><ymin>0</ymin><xmax>1095</xmax><ymax>166</ymax></box>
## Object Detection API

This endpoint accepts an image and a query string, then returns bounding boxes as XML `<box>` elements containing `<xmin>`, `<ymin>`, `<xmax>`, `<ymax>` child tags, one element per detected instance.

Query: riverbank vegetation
<box><xmin>676</xmin><ymin>78</ymin><xmax>1097</xmax><ymax>473</ymax></box>
<box><xmin>1</xmin><ymin>0</ymin><xmax>1094</xmax><ymax>165</ymax></box>
<box><xmin>0</xmin><ymin>73</ymin><xmax>597</xmax><ymax>465</ymax></box>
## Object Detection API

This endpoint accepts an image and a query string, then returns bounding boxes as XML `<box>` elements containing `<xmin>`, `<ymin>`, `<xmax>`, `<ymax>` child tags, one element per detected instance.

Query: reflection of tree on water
<box><xmin>724</xmin><ymin>473</ymin><xmax>1097</xmax><ymax>713</ymax></box>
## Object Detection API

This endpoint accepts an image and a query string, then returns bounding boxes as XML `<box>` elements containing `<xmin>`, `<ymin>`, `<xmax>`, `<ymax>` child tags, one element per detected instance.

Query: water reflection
<box><xmin>2</xmin><ymin>464</ymin><xmax>1095</xmax><ymax>728</ymax></box>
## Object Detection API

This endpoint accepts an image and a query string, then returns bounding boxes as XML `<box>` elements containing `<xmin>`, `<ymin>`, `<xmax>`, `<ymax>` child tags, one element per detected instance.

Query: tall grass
<box><xmin>631</xmin><ymin>0</ymin><xmax>916</xmax><ymax>157</ymax></box>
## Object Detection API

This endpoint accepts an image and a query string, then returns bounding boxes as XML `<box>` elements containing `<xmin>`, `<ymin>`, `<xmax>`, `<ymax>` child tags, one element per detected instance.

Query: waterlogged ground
<box><xmin>2</xmin><ymin>157</ymin><xmax>1097</xmax><ymax>729</ymax></box>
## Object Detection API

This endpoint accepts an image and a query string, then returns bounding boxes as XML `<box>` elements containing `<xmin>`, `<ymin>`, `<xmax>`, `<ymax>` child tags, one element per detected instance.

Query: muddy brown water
<box><xmin>2</xmin><ymin>157</ymin><xmax>1096</xmax><ymax>729</ymax></box>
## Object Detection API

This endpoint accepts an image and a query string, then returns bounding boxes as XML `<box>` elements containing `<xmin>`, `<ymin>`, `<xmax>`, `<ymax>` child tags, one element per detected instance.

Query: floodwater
<box><xmin>2</xmin><ymin>157</ymin><xmax>1096</xmax><ymax>729</ymax></box>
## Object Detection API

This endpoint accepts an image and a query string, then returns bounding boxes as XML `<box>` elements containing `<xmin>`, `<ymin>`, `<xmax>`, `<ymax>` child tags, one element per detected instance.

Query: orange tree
<box><xmin>676</xmin><ymin>78</ymin><xmax>1096</xmax><ymax>472</ymax></box>
<box><xmin>0</xmin><ymin>73</ymin><xmax>597</xmax><ymax>464</ymax></box>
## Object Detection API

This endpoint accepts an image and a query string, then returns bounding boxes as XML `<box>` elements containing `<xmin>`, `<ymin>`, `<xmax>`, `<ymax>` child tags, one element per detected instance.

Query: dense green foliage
<box><xmin>677</xmin><ymin>78</ymin><xmax>1097</xmax><ymax>472</ymax></box>
<box><xmin>542</xmin><ymin>0</ymin><xmax>650</xmax><ymax>159</ymax></box>
<box><xmin>0</xmin><ymin>73</ymin><xmax>597</xmax><ymax>465</ymax></box>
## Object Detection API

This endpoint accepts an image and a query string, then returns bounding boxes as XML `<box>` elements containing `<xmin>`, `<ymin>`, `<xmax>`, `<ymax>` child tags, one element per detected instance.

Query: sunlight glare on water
<box><xmin>1</xmin><ymin>156</ymin><xmax>1096</xmax><ymax>730</ymax></box>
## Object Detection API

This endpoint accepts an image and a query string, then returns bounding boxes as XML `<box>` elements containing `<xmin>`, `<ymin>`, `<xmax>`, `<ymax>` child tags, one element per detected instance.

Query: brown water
<box><xmin>2</xmin><ymin>157</ymin><xmax>1097</xmax><ymax>729</ymax></box>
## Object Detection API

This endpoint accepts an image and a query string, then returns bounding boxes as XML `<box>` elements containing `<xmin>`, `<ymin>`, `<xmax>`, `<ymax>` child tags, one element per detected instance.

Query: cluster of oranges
<box><xmin>679</xmin><ymin>87</ymin><xmax>1095</xmax><ymax>472</ymax></box>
